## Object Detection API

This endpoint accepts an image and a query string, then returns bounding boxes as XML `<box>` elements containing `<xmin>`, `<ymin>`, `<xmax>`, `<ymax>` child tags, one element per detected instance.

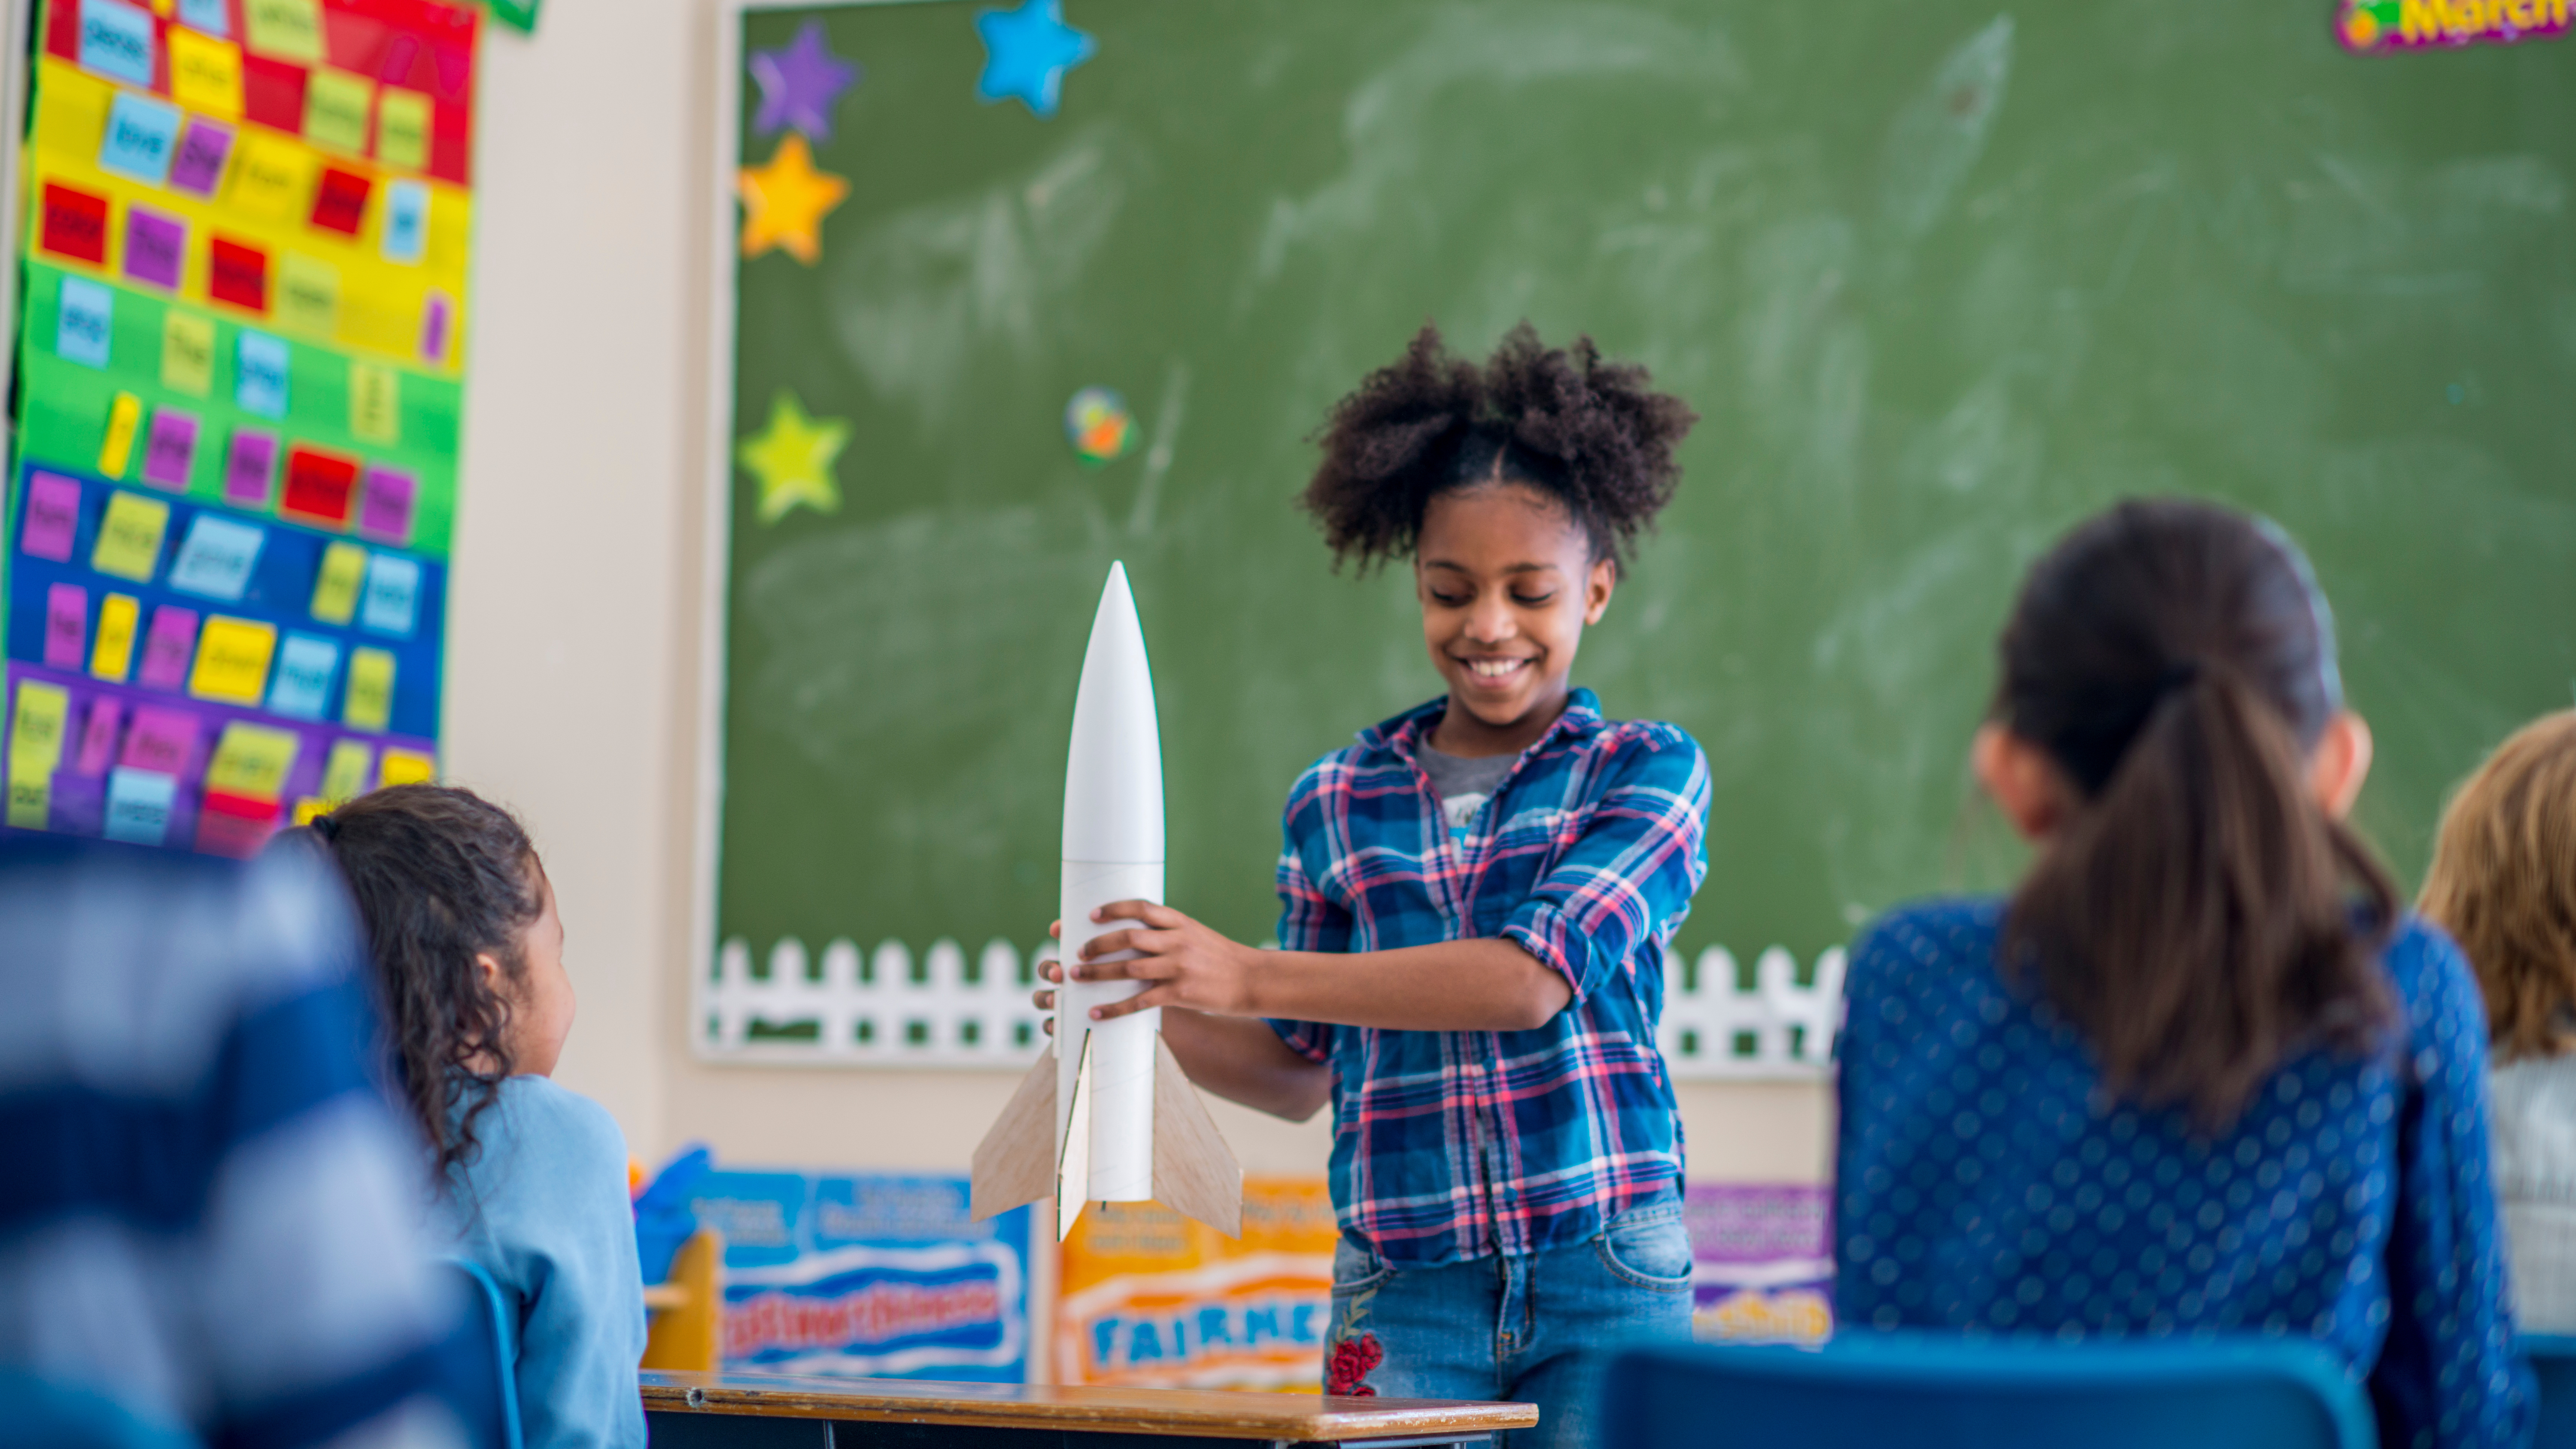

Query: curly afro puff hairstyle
<box><xmin>1301</xmin><ymin>322</ymin><xmax>1697</xmax><ymax>573</ymax></box>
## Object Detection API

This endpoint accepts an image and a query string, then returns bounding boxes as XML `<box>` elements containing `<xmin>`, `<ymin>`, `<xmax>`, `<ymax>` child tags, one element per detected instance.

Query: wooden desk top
<box><xmin>640</xmin><ymin>1370</ymin><xmax>1539</xmax><ymax>1442</ymax></box>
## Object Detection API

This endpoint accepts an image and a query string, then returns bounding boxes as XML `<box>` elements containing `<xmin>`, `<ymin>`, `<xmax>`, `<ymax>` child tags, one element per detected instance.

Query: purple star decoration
<box><xmin>751</xmin><ymin>21</ymin><xmax>860</xmax><ymax>141</ymax></box>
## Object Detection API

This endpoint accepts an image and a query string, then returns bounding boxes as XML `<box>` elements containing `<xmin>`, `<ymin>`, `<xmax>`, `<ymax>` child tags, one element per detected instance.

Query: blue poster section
<box><xmin>689</xmin><ymin>1171</ymin><xmax>1031</xmax><ymax>1382</ymax></box>
<box><xmin>6</xmin><ymin>463</ymin><xmax>447</xmax><ymax>739</ymax></box>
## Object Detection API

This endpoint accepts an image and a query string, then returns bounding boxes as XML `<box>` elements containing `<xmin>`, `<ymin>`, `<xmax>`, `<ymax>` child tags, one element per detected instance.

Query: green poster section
<box><xmin>717</xmin><ymin>0</ymin><xmax>2576</xmax><ymax>969</ymax></box>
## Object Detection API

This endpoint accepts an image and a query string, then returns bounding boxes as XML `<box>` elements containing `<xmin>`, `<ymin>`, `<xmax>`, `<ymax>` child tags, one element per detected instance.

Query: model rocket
<box><xmin>970</xmin><ymin>562</ymin><xmax>1243</xmax><ymax>1240</ymax></box>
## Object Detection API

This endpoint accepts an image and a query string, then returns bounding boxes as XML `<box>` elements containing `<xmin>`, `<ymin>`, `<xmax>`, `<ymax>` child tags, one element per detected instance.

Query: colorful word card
<box><xmin>226</xmin><ymin>431</ymin><xmax>280</xmax><ymax>507</ymax></box>
<box><xmin>91</xmin><ymin>491</ymin><xmax>170</xmax><ymax>581</ymax></box>
<box><xmin>342</xmin><ymin>646</ymin><xmax>394</xmax><ymax>731</ymax></box>
<box><xmin>98</xmin><ymin>393</ymin><xmax>144</xmax><ymax>477</ymax></box>
<box><xmin>236</xmin><ymin>331</ymin><xmax>291</xmax><ymax>417</ymax></box>
<box><xmin>124</xmin><ymin>207</ymin><xmax>190</xmax><ymax>291</ymax></box>
<box><xmin>104</xmin><ymin>766</ymin><xmax>177</xmax><ymax>844</ymax></box>
<box><xmin>170</xmin><ymin>119</ymin><xmax>234</xmax><ymax>197</ymax></box>
<box><xmin>310</xmin><ymin>541</ymin><xmax>368</xmax><ymax>624</ymax></box>
<box><xmin>381</xmin><ymin>748</ymin><xmax>434</xmax><ymax>784</ymax></box>
<box><xmin>122</xmin><ymin>705</ymin><xmax>198</xmax><ymax>774</ymax></box>
<box><xmin>142</xmin><ymin>410</ymin><xmax>200</xmax><ymax>490</ymax></box>
<box><xmin>319</xmin><ymin>737</ymin><xmax>372</xmax><ymax>799</ymax></box>
<box><xmin>91</xmin><ymin>594</ymin><xmax>140</xmax><ymax>681</ymax></box>
<box><xmin>76</xmin><ymin>0</ymin><xmax>154</xmax><ymax>87</ymax></box>
<box><xmin>189</xmin><ymin>615</ymin><xmax>279</xmax><ymax>704</ymax></box>
<box><xmin>9</xmin><ymin>681</ymin><xmax>72</xmax><ymax>828</ymax></box>
<box><xmin>168</xmin><ymin>514</ymin><xmax>266</xmax><ymax>601</ymax></box>
<box><xmin>56</xmin><ymin>277</ymin><xmax>112</xmax><ymax>367</ymax></box>
<box><xmin>98</xmin><ymin>93</ymin><xmax>181</xmax><ymax>185</ymax></box>
<box><xmin>167</xmin><ymin>27</ymin><xmax>244</xmax><ymax>116</ymax></box>
<box><xmin>266</xmin><ymin>633</ymin><xmax>341</xmax><ymax>717</ymax></box>
<box><xmin>44</xmin><ymin>585</ymin><xmax>89</xmax><ymax>670</ymax></box>
<box><xmin>138</xmin><ymin>606</ymin><xmax>201</xmax><ymax>690</ymax></box>
<box><xmin>73</xmin><ymin>699</ymin><xmax>121</xmax><ymax>775</ymax></box>
<box><xmin>359</xmin><ymin>468</ymin><xmax>417</xmax><ymax>543</ymax></box>
<box><xmin>359</xmin><ymin>553</ymin><xmax>422</xmax><ymax>635</ymax></box>
<box><xmin>162</xmin><ymin>312</ymin><xmax>217</xmax><ymax>395</ymax></box>
<box><xmin>21</xmin><ymin>474</ymin><xmax>83</xmax><ymax>561</ymax></box>
<box><xmin>205</xmin><ymin>720</ymin><xmax>299</xmax><ymax>798</ymax></box>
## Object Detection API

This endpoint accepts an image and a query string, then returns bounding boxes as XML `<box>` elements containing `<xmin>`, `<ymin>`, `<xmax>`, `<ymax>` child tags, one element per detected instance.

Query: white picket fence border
<box><xmin>694</xmin><ymin>935</ymin><xmax>1844</xmax><ymax>1079</ymax></box>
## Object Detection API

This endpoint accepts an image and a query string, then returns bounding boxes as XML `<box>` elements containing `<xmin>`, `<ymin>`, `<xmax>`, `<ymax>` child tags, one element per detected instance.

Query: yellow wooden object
<box><xmin>639</xmin><ymin>1229</ymin><xmax>723</xmax><ymax>1373</ymax></box>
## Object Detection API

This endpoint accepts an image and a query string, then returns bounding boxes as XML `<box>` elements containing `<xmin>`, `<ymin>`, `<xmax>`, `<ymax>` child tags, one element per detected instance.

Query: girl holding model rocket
<box><xmin>1038</xmin><ymin>324</ymin><xmax>1707</xmax><ymax>1445</ymax></box>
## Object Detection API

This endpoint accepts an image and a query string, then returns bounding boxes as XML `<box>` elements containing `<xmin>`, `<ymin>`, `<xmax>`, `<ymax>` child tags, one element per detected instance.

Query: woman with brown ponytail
<box><xmin>1832</xmin><ymin>500</ymin><xmax>2531</xmax><ymax>1448</ymax></box>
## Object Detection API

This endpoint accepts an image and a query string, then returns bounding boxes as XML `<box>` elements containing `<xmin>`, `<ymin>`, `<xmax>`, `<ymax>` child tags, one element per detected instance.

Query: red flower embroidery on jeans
<box><xmin>1327</xmin><ymin>1333</ymin><xmax>1385</xmax><ymax>1396</ymax></box>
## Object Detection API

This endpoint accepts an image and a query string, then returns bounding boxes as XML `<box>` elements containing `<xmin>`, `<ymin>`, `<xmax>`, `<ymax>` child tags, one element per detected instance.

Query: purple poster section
<box><xmin>5</xmin><ymin>660</ymin><xmax>436</xmax><ymax>848</ymax></box>
<box><xmin>1686</xmin><ymin>1183</ymin><xmax>1833</xmax><ymax>1343</ymax></box>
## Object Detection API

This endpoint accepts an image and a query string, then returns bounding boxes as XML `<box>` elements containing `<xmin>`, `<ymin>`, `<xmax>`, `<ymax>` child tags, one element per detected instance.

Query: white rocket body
<box><xmin>1056</xmin><ymin>562</ymin><xmax>1163</xmax><ymax>1204</ymax></box>
<box><xmin>969</xmin><ymin>562</ymin><xmax>1241</xmax><ymax>1241</ymax></box>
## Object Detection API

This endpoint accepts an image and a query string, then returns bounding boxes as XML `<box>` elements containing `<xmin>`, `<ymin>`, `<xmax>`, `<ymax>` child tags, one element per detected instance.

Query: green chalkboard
<box><xmin>709</xmin><ymin>0</ymin><xmax>2576</xmax><ymax>981</ymax></box>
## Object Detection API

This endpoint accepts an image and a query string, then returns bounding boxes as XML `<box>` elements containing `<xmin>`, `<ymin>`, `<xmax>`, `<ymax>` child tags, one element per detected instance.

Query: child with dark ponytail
<box><xmin>1036</xmin><ymin>324</ymin><xmax>1707</xmax><ymax>1441</ymax></box>
<box><xmin>287</xmin><ymin>784</ymin><xmax>646</xmax><ymax>1449</ymax></box>
<box><xmin>1835</xmin><ymin>500</ymin><xmax>2529</xmax><ymax>1446</ymax></box>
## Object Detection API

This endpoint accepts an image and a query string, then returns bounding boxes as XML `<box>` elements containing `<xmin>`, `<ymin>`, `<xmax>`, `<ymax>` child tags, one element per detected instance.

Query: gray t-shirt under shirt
<box><xmin>1416</xmin><ymin>743</ymin><xmax>1517</xmax><ymax>835</ymax></box>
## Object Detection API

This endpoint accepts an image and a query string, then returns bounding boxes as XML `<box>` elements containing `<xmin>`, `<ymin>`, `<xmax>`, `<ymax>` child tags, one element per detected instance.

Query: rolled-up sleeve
<box><xmin>1268</xmin><ymin>765</ymin><xmax>1349</xmax><ymax>1063</ymax></box>
<box><xmin>1500</xmin><ymin>727</ymin><xmax>1709</xmax><ymax>1007</ymax></box>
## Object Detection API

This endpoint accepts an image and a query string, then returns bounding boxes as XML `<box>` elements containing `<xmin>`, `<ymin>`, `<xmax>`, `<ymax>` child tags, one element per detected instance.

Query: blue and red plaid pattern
<box><xmin>1268</xmin><ymin>689</ymin><xmax>1710</xmax><ymax>1266</ymax></box>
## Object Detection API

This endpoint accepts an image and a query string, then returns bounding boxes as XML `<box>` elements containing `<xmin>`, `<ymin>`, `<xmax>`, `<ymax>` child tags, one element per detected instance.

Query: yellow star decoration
<box><xmin>738</xmin><ymin>134</ymin><xmax>851</xmax><ymax>265</ymax></box>
<box><xmin>737</xmin><ymin>392</ymin><xmax>849</xmax><ymax>523</ymax></box>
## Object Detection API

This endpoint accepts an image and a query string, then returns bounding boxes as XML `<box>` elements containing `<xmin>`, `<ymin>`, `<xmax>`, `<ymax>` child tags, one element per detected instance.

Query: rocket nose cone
<box><xmin>1063</xmin><ymin>562</ymin><xmax>1165</xmax><ymax>863</ymax></box>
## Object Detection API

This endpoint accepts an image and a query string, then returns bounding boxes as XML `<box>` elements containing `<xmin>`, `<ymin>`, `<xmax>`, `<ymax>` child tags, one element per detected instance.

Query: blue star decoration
<box><xmin>975</xmin><ymin>0</ymin><xmax>1096</xmax><ymax>119</ymax></box>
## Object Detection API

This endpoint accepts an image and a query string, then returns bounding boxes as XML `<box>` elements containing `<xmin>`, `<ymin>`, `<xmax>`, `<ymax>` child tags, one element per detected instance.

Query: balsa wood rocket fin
<box><xmin>969</xmin><ymin>1040</ymin><xmax>1058</xmax><ymax>1222</ymax></box>
<box><xmin>1151</xmin><ymin>1035</ymin><xmax>1244</xmax><ymax>1238</ymax></box>
<box><xmin>1057</xmin><ymin>1036</ymin><xmax>1097</xmax><ymax>1242</ymax></box>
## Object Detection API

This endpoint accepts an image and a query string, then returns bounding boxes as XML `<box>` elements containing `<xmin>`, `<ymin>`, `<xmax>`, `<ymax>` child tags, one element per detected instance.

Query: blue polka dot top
<box><xmin>1834</xmin><ymin>898</ymin><xmax>2534</xmax><ymax>1449</ymax></box>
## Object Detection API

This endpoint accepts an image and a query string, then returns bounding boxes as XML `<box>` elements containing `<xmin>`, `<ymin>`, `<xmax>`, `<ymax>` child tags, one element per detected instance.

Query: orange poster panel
<box><xmin>1055</xmin><ymin>1178</ymin><xmax>1336</xmax><ymax>1391</ymax></box>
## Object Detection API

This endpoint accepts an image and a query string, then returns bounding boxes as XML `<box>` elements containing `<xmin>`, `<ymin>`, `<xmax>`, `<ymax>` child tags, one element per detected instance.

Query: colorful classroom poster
<box><xmin>1685</xmin><ymin>1183</ymin><xmax>1833</xmax><ymax>1344</ymax></box>
<box><xmin>1054</xmin><ymin>1179</ymin><xmax>1337</xmax><ymax>1391</ymax></box>
<box><xmin>688</xmin><ymin>1170</ymin><xmax>1032</xmax><ymax>1381</ymax></box>
<box><xmin>5</xmin><ymin>0</ymin><xmax>481</xmax><ymax>855</ymax></box>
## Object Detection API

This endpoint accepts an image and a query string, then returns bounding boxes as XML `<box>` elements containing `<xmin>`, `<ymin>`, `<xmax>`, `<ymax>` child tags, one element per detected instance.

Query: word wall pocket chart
<box><xmin>6</xmin><ymin>0</ymin><xmax>484</xmax><ymax>854</ymax></box>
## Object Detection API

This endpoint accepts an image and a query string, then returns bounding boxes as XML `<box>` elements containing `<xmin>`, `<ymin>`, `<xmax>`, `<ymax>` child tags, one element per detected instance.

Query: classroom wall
<box><xmin>443</xmin><ymin>0</ymin><xmax>1831</xmax><ymax>1189</ymax></box>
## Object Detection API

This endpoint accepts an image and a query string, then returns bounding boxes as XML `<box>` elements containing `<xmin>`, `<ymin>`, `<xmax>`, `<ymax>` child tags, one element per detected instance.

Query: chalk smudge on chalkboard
<box><xmin>1250</xmin><ymin>4</ymin><xmax>1743</xmax><ymax>287</ymax></box>
<box><xmin>744</xmin><ymin>502</ymin><xmax>1105</xmax><ymax>781</ymax></box>
<box><xmin>1125</xmin><ymin>361</ymin><xmax>1191</xmax><ymax>537</ymax></box>
<box><xmin>1878</xmin><ymin>15</ymin><xmax>2012</xmax><ymax>248</ymax></box>
<box><xmin>1738</xmin><ymin>217</ymin><xmax>1868</xmax><ymax>495</ymax></box>
<box><xmin>826</xmin><ymin>128</ymin><xmax>1133</xmax><ymax>428</ymax></box>
<box><xmin>2284</xmin><ymin>153</ymin><xmax>2566</xmax><ymax>298</ymax></box>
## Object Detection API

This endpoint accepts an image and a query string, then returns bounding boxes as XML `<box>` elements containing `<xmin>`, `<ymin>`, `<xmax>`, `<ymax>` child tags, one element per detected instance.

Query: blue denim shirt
<box><xmin>1837</xmin><ymin>899</ymin><xmax>2533</xmax><ymax>1449</ymax></box>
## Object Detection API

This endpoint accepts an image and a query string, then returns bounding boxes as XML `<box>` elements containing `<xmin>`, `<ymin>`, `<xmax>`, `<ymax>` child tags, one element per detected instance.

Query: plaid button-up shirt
<box><xmin>1267</xmin><ymin>690</ymin><xmax>1710</xmax><ymax>1266</ymax></box>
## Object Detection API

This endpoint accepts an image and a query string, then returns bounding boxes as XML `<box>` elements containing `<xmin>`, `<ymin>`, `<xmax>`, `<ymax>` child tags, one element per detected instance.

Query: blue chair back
<box><xmin>1600</xmin><ymin>1334</ymin><xmax>2376</xmax><ymax>1449</ymax></box>
<box><xmin>0</xmin><ymin>1368</ymin><xmax>199</xmax><ymax>1449</ymax></box>
<box><xmin>2525</xmin><ymin>1334</ymin><xmax>2576</xmax><ymax>1446</ymax></box>
<box><xmin>437</xmin><ymin>1257</ymin><xmax>523</xmax><ymax>1449</ymax></box>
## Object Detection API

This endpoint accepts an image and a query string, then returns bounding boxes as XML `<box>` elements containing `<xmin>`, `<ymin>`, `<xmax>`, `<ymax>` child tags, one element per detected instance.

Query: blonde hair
<box><xmin>2420</xmin><ymin>711</ymin><xmax>2576</xmax><ymax>1063</ymax></box>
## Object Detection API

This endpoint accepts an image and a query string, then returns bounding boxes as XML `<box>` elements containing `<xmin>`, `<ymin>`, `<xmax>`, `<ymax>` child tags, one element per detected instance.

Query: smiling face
<box><xmin>1416</xmin><ymin>482</ymin><xmax>1616</xmax><ymax>757</ymax></box>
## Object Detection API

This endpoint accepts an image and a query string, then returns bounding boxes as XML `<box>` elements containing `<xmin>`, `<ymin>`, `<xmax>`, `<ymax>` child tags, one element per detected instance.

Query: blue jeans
<box><xmin>1324</xmin><ymin>1185</ymin><xmax>1695</xmax><ymax>1449</ymax></box>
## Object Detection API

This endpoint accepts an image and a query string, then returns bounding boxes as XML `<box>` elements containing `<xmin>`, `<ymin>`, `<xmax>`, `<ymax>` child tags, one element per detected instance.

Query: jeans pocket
<box><xmin>1595</xmin><ymin>1214</ymin><xmax>1694</xmax><ymax>1292</ymax></box>
<box><xmin>1333</xmin><ymin>1235</ymin><xmax>1396</xmax><ymax>1294</ymax></box>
